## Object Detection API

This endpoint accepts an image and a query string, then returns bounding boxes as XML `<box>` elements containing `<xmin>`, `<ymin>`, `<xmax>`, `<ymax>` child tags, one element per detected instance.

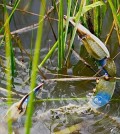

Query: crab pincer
<box><xmin>4</xmin><ymin>83</ymin><xmax>44</xmax><ymax>122</ymax></box>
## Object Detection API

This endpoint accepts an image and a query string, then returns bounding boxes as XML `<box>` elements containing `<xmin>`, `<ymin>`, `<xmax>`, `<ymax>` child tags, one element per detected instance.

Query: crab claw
<box><xmin>64</xmin><ymin>15</ymin><xmax>110</xmax><ymax>60</ymax></box>
<box><xmin>4</xmin><ymin>83</ymin><xmax>44</xmax><ymax>122</ymax></box>
<box><xmin>97</xmin><ymin>58</ymin><xmax>116</xmax><ymax>78</ymax></box>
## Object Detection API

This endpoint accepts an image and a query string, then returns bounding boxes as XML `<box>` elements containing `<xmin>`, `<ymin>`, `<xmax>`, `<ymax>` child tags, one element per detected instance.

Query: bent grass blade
<box><xmin>25</xmin><ymin>0</ymin><xmax>46</xmax><ymax>134</ymax></box>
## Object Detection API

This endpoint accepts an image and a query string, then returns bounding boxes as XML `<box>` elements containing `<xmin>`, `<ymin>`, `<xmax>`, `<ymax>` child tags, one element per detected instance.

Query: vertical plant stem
<box><xmin>29</xmin><ymin>30</ymin><xmax>34</xmax><ymax>76</ymax></box>
<box><xmin>73</xmin><ymin>0</ymin><xmax>78</xmax><ymax>16</ymax></box>
<box><xmin>105</xmin><ymin>20</ymin><xmax>115</xmax><ymax>45</ymax></box>
<box><xmin>105</xmin><ymin>7</ymin><xmax>120</xmax><ymax>45</ymax></box>
<box><xmin>58</xmin><ymin>0</ymin><xmax>64</xmax><ymax>70</ymax></box>
<box><xmin>4</xmin><ymin>3</ymin><xmax>13</xmax><ymax>134</ymax></box>
<box><xmin>93</xmin><ymin>0</ymin><xmax>100</xmax><ymax>36</ymax></box>
<box><xmin>108</xmin><ymin>0</ymin><xmax>120</xmax><ymax>29</ymax></box>
<box><xmin>25</xmin><ymin>1</ymin><xmax>46</xmax><ymax>134</ymax></box>
<box><xmin>100</xmin><ymin>2</ymin><xmax>107</xmax><ymax>33</ymax></box>
<box><xmin>64</xmin><ymin>0</ymin><xmax>72</xmax><ymax>44</ymax></box>
<box><xmin>80</xmin><ymin>0</ymin><xmax>90</xmax><ymax>29</ymax></box>
<box><xmin>0</xmin><ymin>0</ymin><xmax>21</xmax><ymax>33</ymax></box>
<box><xmin>108</xmin><ymin>0</ymin><xmax>120</xmax><ymax>44</ymax></box>
<box><xmin>38</xmin><ymin>40</ymin><xmax>58</xmax><ymax>69</ymax></box>
<box><xmin>65</xmin><ymin>0</ymin><xmax>85</xmax><ymax>63</ymax></box>
<box><xmin>117</xmin><ymin>0</ymin><xmax>120</xmax><ymax>8</ymax></box>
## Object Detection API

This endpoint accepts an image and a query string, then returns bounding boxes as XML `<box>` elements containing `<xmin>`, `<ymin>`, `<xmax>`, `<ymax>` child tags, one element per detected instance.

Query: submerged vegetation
<box><xmin>0</xmin><ymin>0</ymin><xmax>120</xmax><ymax>133</ymax></box>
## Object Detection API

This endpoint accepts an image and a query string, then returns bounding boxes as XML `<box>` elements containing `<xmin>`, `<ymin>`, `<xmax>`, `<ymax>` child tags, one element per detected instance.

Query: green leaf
<box><xmin>0</xmin><ymin>0</ymin><xmax>21</xmax><ymax>33</ymax></box>
<box><xmin>38</xmin><ymin>40</ymin><xmax>58</xmax><ymax>69</ymax></box>
<box><xmin>82</xmin><ymin>1</ymin><xmax>105</xmax><ymax>15</ymax></box>
<box><xmin>108</xmin><ymin>0</ymin><xmax>120</xmax><ymax>29</ymax></box>
<box><xmin>58</xmin><ymin>0</ymin><xmax>64</xmax><ymax>70</ymax></box>
<box><xmin>25</xmin><ymin>0</ymin><xmax>46</xmax><ymax>134</ymax></box>
<box><xmin>4</xmin><ymin>2</ymin><xmax>13</xmax><ymax>133</ymax></box>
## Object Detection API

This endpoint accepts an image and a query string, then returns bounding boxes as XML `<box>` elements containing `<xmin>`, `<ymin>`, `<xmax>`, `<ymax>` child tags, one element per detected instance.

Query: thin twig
<box><xmin>0</xmin><ymin>4</ymin><xmax>58</xmax><ymax>21</ymax></box>
<box><xmin>0</xmin><ymin>1</ymin><xmax>60</xmax><ymax>39</ymax></box>
<box><xmin>0</xmin><ymin>87</ymin><xmax>24</xmax><ymax>97</ymax></box>
<box><xmin>105</xmin><ymin>20</ymin><xmax>115</xmax><ymax>45</ymax></box>
<box><xmin>65</xmin><ymin>44</ymin><xmax>97</xmax><ymax>74</ymax></box>
<box><xmin>35</xmin><ymin>97</ymin><xmax>87</xmax><ymax>102</ymax></box>
<box><xmin>105</xmin><ymin>8</ymin><xmax>120</xmax><ymax>45</ymax></box>
<box><xmin>0</xmin><ymin>97</ymin><xmax>18</xmax><ymax>102</ymax></box>
<box><xmin>43</xmin><ymin>76</ymin><xmax>120</xmax><ymax>82</ymax></box>
<box><xmin>42</xmin><ymin>0</ymin><xmax>57</xmax><ymax>41</ymax></box>
<box><xmin>113</xmin><ymin>51</ymin><xmax>120</xmax><ymax>59</ymax></box>
<box><xmin>71</xmin><ymin>48</ymin><xmax>97</xmax><ymax>74</ymax></box>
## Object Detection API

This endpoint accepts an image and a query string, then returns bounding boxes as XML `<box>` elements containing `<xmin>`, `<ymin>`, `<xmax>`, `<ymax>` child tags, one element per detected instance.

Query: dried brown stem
<box><xmin>0</xmin><ymin>87</ymin><xmax>23</xmax><ymax>97</ymax></box>
<box><xmin>105</xmin><ymin>8</ymin><xmax>120</xmax><ymax>45</ymax></box>
<box><xmin>0</xmin><ymin>4</ymin><xmax>58</xmax><ymax>21</ymax></box>
<box><xmin>105</xmin><ymin>20</ymin><xmax>115</xmax><ymax>45</ymax></box>
<box><xmin>44</xmin><ymin>76</ymin><xmax>120</xmax><ymax>82</ymax></box>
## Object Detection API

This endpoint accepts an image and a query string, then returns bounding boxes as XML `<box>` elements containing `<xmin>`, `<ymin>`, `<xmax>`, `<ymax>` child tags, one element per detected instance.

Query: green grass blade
<box><xmin>82</xmin><ymin>1</ymin><xmax>105</xmax><ymax>15</ymax></box>
<box><xmin>72</xmin><ymin>0</ymin><xmax>79</xmax><ymax>16</ymax></box>
<box><xmin>25</xmin><ymin>1</ymin><xmax>46</xmax><ymax>134</ymax></box>
<box><xmin>108</xmin><ymin>0</ymin><xmax>120</xmax><ymax>29</ymax></box>
<box><xmin>100</xmin><ymin>2</ymin><xmax>107</xmax><ymax>33</ymax></box>
<box><xmin>117</xmin><ymin>0</ymin><xmax>120</xmax><ymax>8</ymax></box>
<box><xmin>38</xmin><ymin>40</ymin><xmax>58</xmax><ymax>69</ymax></box>
<box><xmin>58</xmin><ymin>0</ymin><xmax>64</xmax><ymax>70</ymax></box>
<box><xmin>29</xmin><ymin>31</ymin><xmax>34</xmax><ymax>76</ymax></box>
<box><xmin>80</xmin><ymin>0</ymin><xmax>90</xmax><ymax>29</ymax></box>
<box><xmin>93</xmin><ymin>0</ymin><xmax>101</xmax><ymax>36</ymax></box>
<box><xmin>65</xmin><ymin>0</ymin><xmax>85</xmax><ymax>63</ymax></box>
<box><xmin>0</xmin><ymin>0</ymin><xmax>21</xmax><ymax>33</ymax></box>
<box><xmin>38</xmin><ymin>31</ymin><xmax>66</xmax><ymax>69</ymax></box>
<box><xmin>65</xmin><ymin>0</ymin><xmax>105</xmax><ymax>61</ymax></box>
<box><xmin>78</xmin><ymin>1</ymin><xmax>105</xmax><ymax>33</ymax></box>
<box><xmin>64</xmin><ymin>0</ymin><xmax>72</xmax><ymax>45</ymax></box>
<box><xmin>10</xmin><ymin>41</ymin><xmax>15</xmax><ymax>80</ymax></box>
<box><xmin>4</xmin><ymin>3</ymin><xmax>13</xmax><ymax>134</ymax></box>
<box><xmin>113</xmin><ymin>0</ymin><xmax>119</xmax><ymax>10</ymax></box>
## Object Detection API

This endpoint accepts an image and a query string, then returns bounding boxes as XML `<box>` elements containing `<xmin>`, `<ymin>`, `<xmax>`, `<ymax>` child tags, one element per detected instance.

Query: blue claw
<box><xmin>21</xmin><ymin>83</ymin><xmax>44</xmax><ymax>108</ymax></box>
<box><xmin>91</xmin><ymin>91</ymin><xmax>111</xmax><ymax>108</ymax></box>
<box><xmin>98</xmin><ymin>58</ymin><xmax>107</xmax><ymax>67</ymax></box>
<box><xmin>97</xmin><ymin>58</ymin><xmax>109</xmax><ymax>76</ymax></box>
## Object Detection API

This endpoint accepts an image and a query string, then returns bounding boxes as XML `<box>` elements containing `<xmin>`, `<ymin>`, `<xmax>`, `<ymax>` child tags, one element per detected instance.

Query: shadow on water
<box><xmin>0</xmin><ymin>0</ymin><xmax>120</xmax><ymax>134</ymax></box>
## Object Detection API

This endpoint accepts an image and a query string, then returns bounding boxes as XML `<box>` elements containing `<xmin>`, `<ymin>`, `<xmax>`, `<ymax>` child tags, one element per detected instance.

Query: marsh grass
<box><xmin>108</xmin><ymin>0</ymin><xmax>120</xmax><ymax>44</ymax></box>
<box><xmin>24</xmin><ymin>0</ymin><xmax>46</xmax><ymax>133</ymax></box>
<box><xmin>1</xmin><ymin>0</ymin><xmax>120</xmax><ymax>133</ymax></box>
<box><xmin>0</xmin><ymin>0</ymin><xmax>21</xmax><ymax>34</ymax></box>
<box><xmin>65</xmin><ymin>0</ymin><xmax>85</xmax><ymax>65</ymax></box>
<box><xmin>108</xmin><ymin>0</ymin><xmax>120</xmax><ymax>29</ymax></box>
<box><xmin>93</xmin><ymin>0</ymin><xmax>100</xmax><ymax>36</ymax></box>
<box><xmin>4</xmin><ymin>2</ymin><xmax>13</xmax><ymax>133</ymax></box>
<box><xmin>58</xmin><ymin>0</ymin><xmax>64</xmax><ymax>69</ymax></box>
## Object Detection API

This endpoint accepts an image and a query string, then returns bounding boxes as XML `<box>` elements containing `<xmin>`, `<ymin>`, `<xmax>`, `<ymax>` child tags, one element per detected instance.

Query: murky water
<box><xmin>0</xmin><ymin>1</ymin><xmax>120</xmax><ymax>134</ymax></box>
